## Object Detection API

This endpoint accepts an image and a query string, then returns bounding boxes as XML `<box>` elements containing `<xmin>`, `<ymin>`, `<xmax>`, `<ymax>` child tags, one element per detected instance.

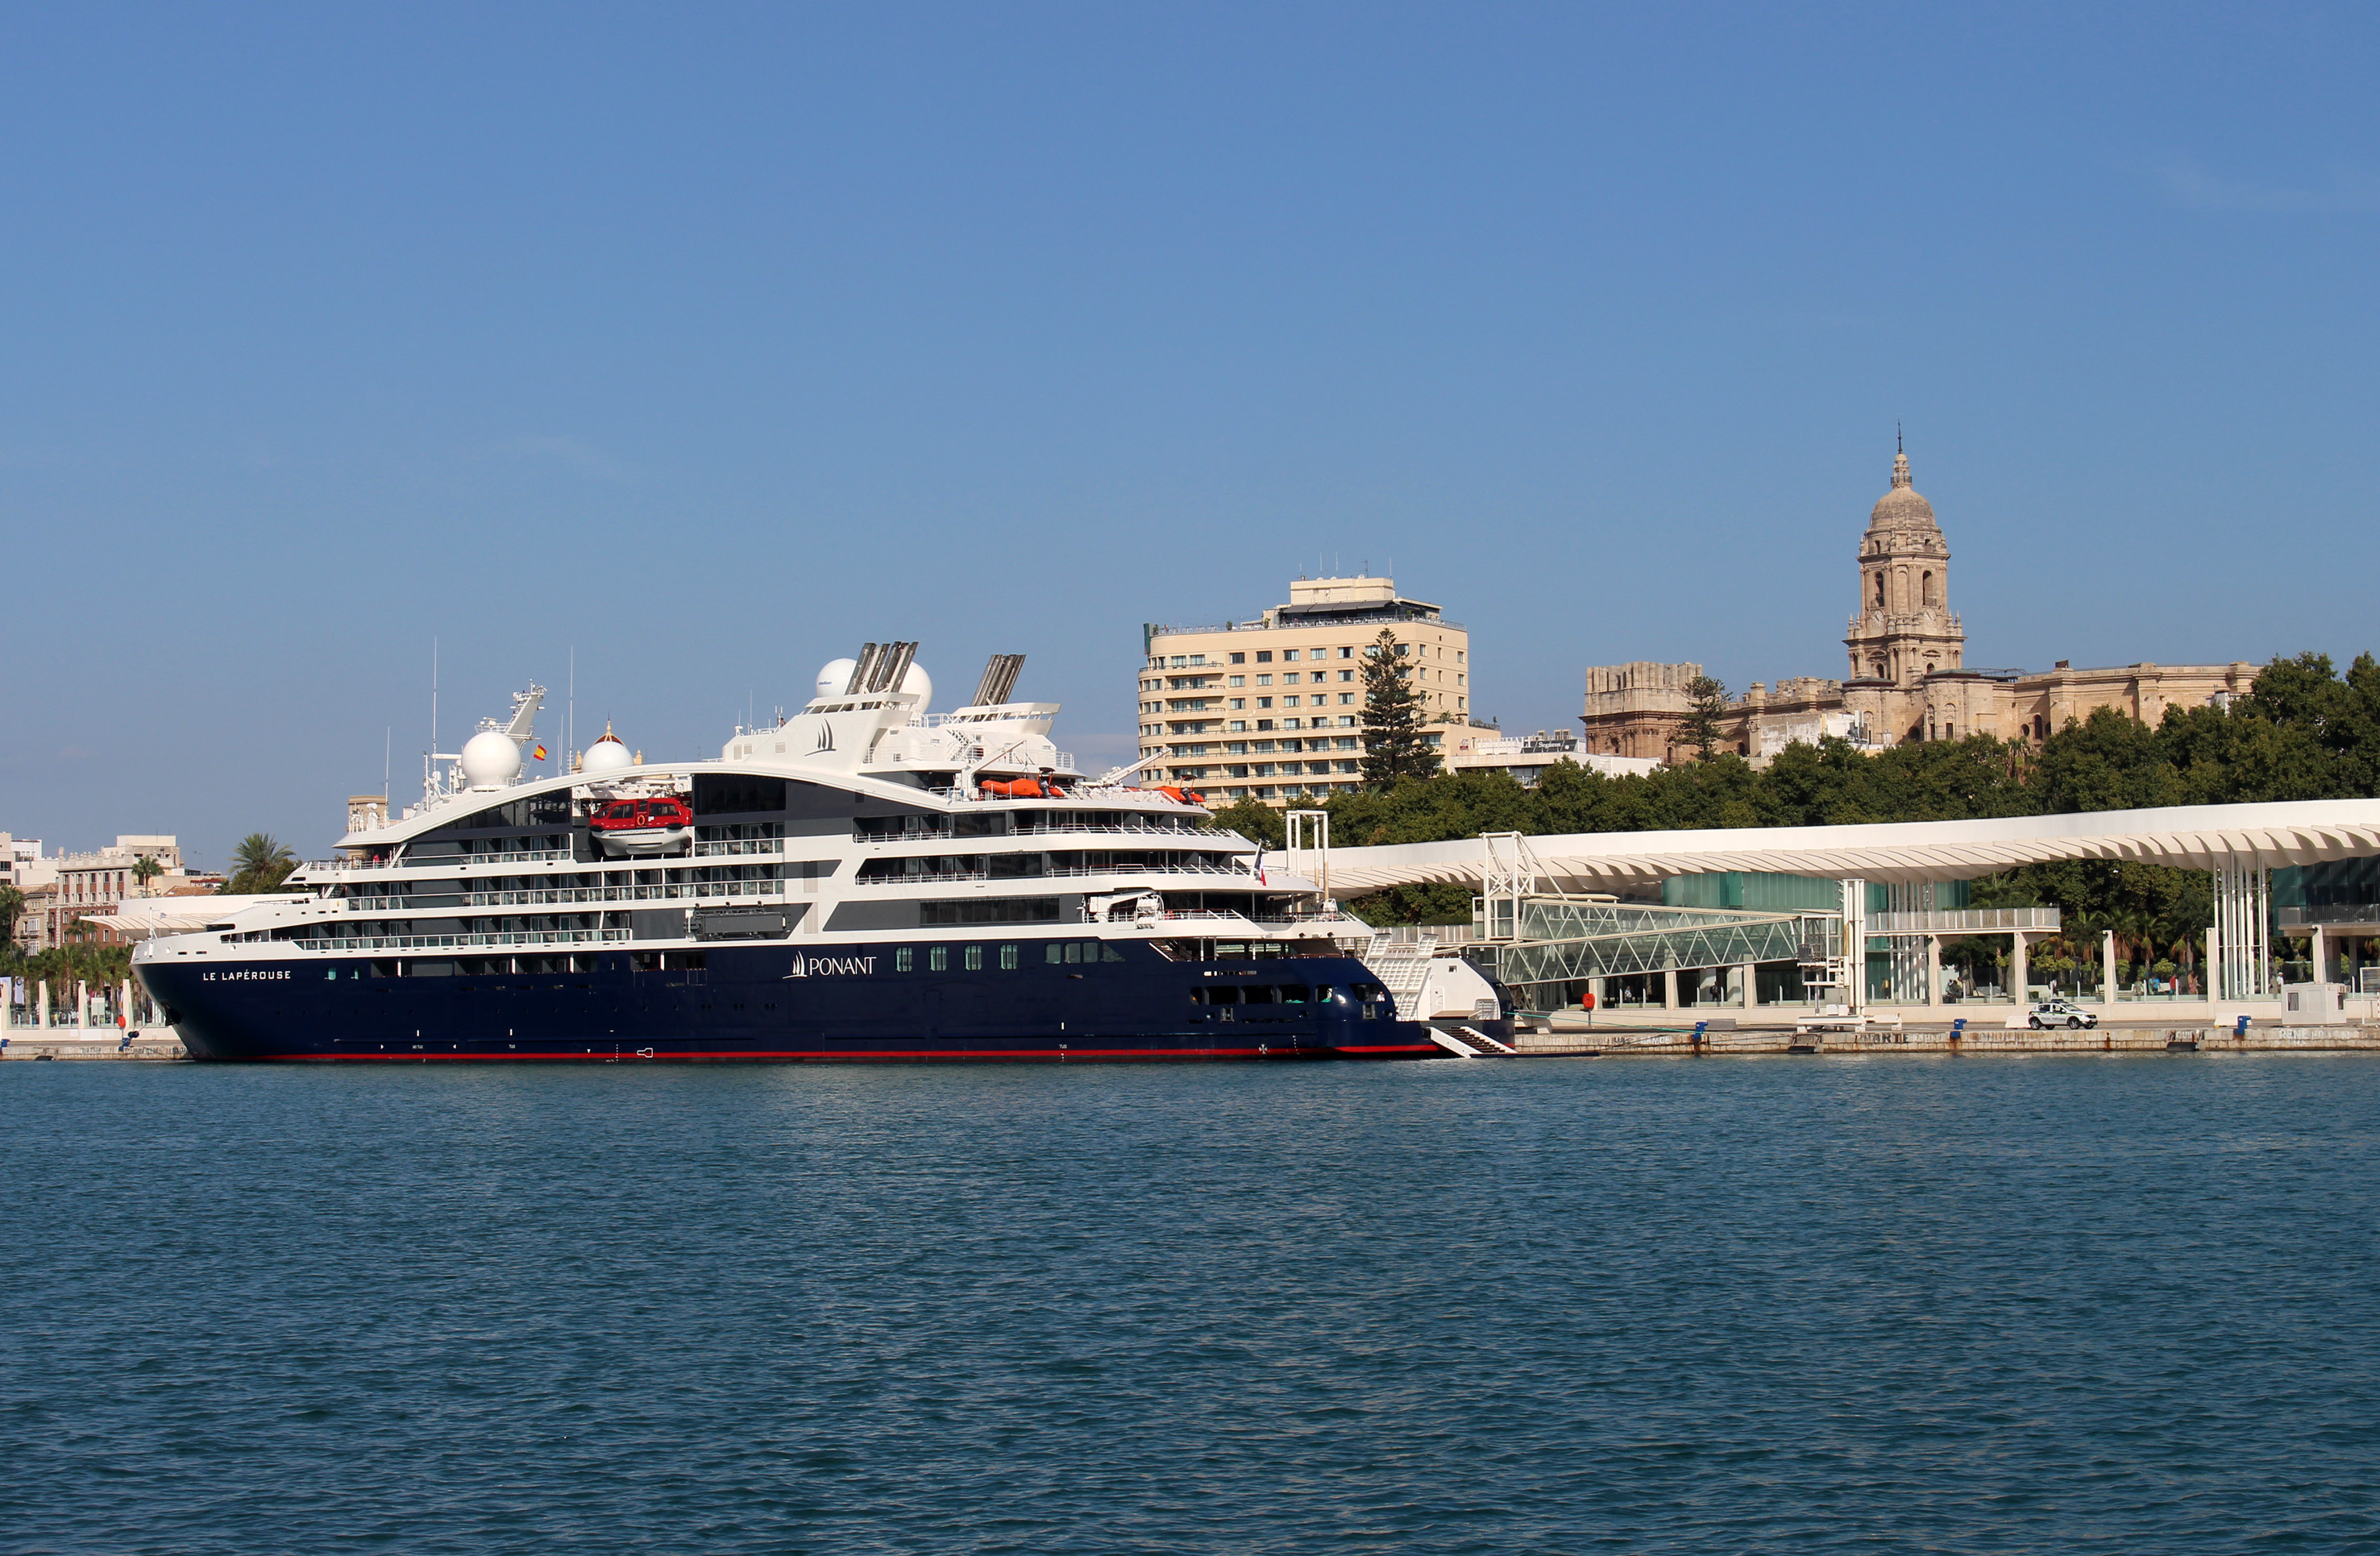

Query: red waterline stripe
<box><xmin>253</xmin><ymin>1056</ymin><xmax>1389</xmax><ymax>1065</ymax></box>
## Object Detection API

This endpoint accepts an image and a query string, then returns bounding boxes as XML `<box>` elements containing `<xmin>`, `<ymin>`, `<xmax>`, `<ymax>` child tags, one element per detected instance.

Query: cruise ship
<box><xmin>135</xmin><ymin>645</ymin><xmax>1510</xmax><ymax>1062</ymax></box>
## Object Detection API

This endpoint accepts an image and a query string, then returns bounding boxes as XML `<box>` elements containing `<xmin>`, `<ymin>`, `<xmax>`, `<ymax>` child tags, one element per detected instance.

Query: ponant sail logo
<box><xmin>787</xmin><ymin>953</ymin><xmax>874</xmax><ymax>977</ymax></box>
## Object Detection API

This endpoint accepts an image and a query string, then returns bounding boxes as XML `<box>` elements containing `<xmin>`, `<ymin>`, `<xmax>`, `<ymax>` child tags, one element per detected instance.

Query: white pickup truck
<box><xmin>2021</xmin><ymin>999</ymin><xmax>2099</xmax><ymax>1030</ymax></box>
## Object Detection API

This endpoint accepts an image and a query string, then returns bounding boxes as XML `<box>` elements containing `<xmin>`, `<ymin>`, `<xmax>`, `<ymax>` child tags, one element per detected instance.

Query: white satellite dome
<box><xmin>814</xmin><ymin>657</ymin><xmax>931</xmax><ymax>704</ymax></box>
<box><xmin>583</xmin><ymin>723</ymin><xmax>633</xmax><ymax>774</ymax></box>
<box><xmin>459</xmin><ymin>728</ymin><xmax>523</xmax><ymax>788</ymax></box>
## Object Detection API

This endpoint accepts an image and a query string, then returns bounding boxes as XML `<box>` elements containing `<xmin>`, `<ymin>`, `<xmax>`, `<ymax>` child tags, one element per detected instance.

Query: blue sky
<box><xmin>6</xmin><ymin>3</ymin><xmax>2376</xmax><ymax>865</ymax></box>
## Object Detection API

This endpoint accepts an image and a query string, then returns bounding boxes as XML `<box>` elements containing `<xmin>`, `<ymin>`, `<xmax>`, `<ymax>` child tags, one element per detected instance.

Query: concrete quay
<box><xmin>1511</xmin><ymin>1020</ymin><xmax>2380</xmax><ymax>1057</ymax></box>
<box><xmin>2</xmin><ymin>1035</ymin><xmax>188</xmax><ymax>1061</ymax></box>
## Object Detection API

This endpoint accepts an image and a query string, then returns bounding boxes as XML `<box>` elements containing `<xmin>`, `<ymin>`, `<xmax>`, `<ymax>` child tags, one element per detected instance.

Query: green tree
<box><xmin>1681</xmin><ymin>674</ymin><xmax>1729</xmax><ymax>761</ymax></box>
<box><xmin>1205</xmin><ymin>796</ymin><xmax>1285</xmax><ymax>849</ymax></box>
<box><xmin>0</xmin><ymin>884</ymin><xmax>23</xmax><ymax>953</ymax></box>
<box><xmin>223</xmin><ymin>832</ymin><xmax>299</xmax><ymax>894</ymax></box>
<box><xmin>1356</xmin><ymin>628</ymin><xmax>1442</xmax><ymax>788</ymax></box>
<box><xmin>130</xmin><ymin>854</ymin><xmax>164</xmax><ymax>894</ymax></box>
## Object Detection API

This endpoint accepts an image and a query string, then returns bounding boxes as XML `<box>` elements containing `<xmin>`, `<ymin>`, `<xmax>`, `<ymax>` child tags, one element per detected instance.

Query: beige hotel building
<box><xmin>1139</xmin><ymin>575</ymin><xmax>1479</xmax><ymax>804</ymax></box>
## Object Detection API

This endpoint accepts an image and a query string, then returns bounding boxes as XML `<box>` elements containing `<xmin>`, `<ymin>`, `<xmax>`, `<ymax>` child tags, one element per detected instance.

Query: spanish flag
<box><xmin>532</xmin><ymin>744</ymin><xmax>548</xmax><ymax>761</ymax></box>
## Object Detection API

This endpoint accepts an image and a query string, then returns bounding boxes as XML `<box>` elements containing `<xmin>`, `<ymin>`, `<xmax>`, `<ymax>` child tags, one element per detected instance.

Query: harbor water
<box><xmin>4</xmin><ymin>1055</ymin><xmax>2376</xmax><ymax>1553</ymax></box>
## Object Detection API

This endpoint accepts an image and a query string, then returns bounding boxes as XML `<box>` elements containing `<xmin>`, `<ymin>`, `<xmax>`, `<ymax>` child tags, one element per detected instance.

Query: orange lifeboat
<box><xmin>978</xmin><ymin>776</ymin><xmax>1065</xmax><ymax>799</ymax></box>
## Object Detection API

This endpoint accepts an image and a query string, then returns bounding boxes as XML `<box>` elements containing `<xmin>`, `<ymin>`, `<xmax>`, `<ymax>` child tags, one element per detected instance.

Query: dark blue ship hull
<box><xmin>139</xmin><ymin>943</ymin><xmax>1442</xmax><ymax>1062</ymax></box>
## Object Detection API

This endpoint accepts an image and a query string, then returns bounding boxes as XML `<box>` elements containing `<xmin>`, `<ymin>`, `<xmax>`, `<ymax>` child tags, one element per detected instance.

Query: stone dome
<box><xmin>1867</xmin><ymin>448</ymin><xmax>1938</xmax><ymax>531</ymax></box>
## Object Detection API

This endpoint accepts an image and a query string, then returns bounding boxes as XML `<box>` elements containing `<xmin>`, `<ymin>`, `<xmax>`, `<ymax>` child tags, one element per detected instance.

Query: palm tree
<box><xmin>225</xmin><ymin>833</ymin><xmax>298</xmax><ymax>894</ymax></box>
<box><xmin>130</xmin><ymin>854</ymin><xmax>164</xmax><ymax>895</ymax></box>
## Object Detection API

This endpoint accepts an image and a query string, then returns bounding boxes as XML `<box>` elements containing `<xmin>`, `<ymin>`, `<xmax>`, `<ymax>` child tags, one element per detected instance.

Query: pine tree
<box><xmin>1358</xmin><ymin>627</ymin><xmax>1443</xmax><ymax>787</ymax></box>
<box><xmin>1682</xmin><ymin>674</ymin><xmax>1729</xmax><ymax>761</ymax></box>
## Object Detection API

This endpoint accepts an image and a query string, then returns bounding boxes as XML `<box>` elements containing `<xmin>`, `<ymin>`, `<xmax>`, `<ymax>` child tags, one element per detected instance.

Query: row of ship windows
<box><xmin>892</xmin><ymin>941</ymin><xmax>1124</xmax><ymax>972</ymax></box>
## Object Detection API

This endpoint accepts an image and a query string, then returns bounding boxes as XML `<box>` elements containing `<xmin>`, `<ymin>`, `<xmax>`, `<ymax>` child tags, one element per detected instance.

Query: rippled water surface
<box><xmin>4</xmin><ymin>1054</ymin><xmax>2378</xmax><ymax>1553</ymax></box>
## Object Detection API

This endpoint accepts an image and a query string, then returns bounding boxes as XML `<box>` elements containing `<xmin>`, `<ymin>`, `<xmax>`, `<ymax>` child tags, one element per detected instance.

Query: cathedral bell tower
<box><xmin>1845</xmin><ymin>438</ymin><xmax>1963</xmax><ymax>689</ymax></box>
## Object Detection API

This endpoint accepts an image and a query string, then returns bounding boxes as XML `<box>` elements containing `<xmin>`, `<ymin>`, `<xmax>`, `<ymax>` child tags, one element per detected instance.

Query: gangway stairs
<box><xmin>1427</xmin><ymin>1024</ymin><xmax>1518</xmax><ymax>1059</ymax></box>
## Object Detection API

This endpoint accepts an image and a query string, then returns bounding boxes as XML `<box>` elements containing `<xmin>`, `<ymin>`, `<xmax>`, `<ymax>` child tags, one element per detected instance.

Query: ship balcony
<box><xmin>299</xmin><ymin>847</ymin><xmax>574</xmax><ymax>875</ymax></box>
<box><xmin>293</xmin><ymin>927</ymin><xmax>634</xmax><ymax>952</ymax></box>
<box><xmin>855</xmin><ymin>862</ymin><xmax>1256</xmax><ymax>886</ymax></box>
<box><xmin>852</xmin><ymin>820</ymin><xmax>1234</xmax><ymax>844</ymax></box>
<box><xmin>1153</xmin><ymin>908</ymin><xmax>1337</xmax><ymax>928</ymax></box>
<box><xmin>456</xmin><ymin>880</ymin><xmax>787</xmax><ymax>907</ymax></box>
<box><xmin>342</xmin><ymin>879</ymin><xmax>790</xmax><ymax>911</ymax></box>
<box><xmin>691</xmin><ymin>838</ymin><xmax>784</xmax><ymax>857</ymax></box>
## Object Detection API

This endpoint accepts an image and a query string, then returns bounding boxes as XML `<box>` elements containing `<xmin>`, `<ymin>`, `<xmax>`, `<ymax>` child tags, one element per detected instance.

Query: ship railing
<box><xmin>851</xmin><ymin>822</ymin><xmax>1236</xmax><ymax>843</ymax></box>
<box><xmin>301</xmin><ymin>849</ymin><xmax>572</xmax><ymax>873</ymax></box>
<box><xmin>341</xmin><ymin>881</ymin><xmax>786</xmax><ymax>910</ymax></box>
<box><xmin>1157</xmin><ymin>910</ymin><xmax>1316</xmax><ymax>927</ymax></box>
<box><xmin>691</xmin><ymin>839</ymin><xmax>786</xmax><ymax>857</ymax></box>
<box><xmin>855</xmin><ymin>863</ymin><xmax>1256</xmax><ymax>886</ymax></box>
<box><xmin>451</xmin><ymin>881</ymin><xmax>784</xmax><ymax>907</ymax></box>
<box><xmin>291</xmin><ymin>928</ymin><xmax>634</xmax><ymax>952</ymax></box>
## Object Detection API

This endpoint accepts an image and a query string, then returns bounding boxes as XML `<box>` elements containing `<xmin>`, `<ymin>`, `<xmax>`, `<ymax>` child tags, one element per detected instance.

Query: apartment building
<box><xmin>16</xmin><ymin>835</ymin><xmax>215</xmax><ymax>952</ymax></box>
<box><xmin>1137</xmin><ymin>575</ymin><xmax>1479</xmax><ymax>805</ymax></box>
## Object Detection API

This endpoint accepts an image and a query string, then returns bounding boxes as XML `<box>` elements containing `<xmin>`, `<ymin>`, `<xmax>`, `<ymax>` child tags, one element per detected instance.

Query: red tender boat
<box><xmin>588</xmin><ymin>795</ymin><xmax>694</xmax><ymax>857</ymax></box>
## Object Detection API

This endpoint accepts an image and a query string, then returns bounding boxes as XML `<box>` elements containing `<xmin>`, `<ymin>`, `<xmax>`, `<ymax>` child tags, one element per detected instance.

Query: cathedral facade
<box><xmin>1579</xmin><ymin>445</ymin><xmax>2259</xmax><ymax>765</ymax></box>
